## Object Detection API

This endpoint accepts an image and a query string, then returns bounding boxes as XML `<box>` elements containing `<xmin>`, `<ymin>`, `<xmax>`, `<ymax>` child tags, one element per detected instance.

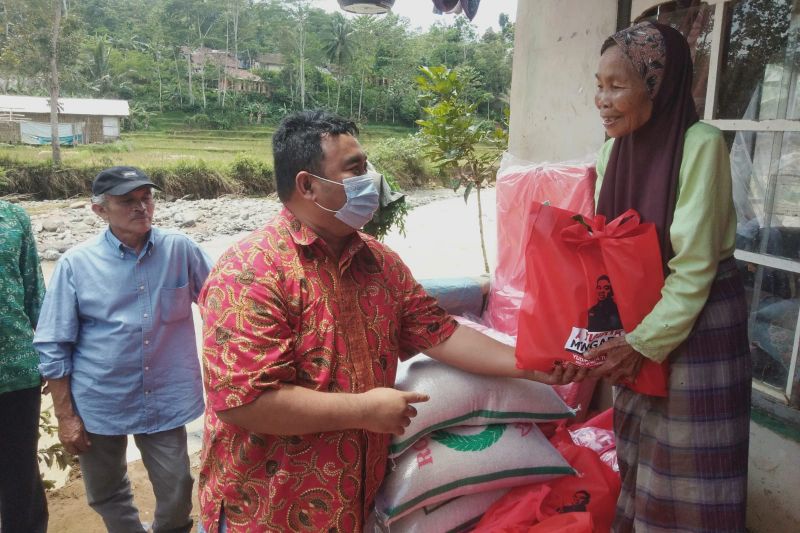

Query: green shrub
<box><xmin>0</xmin><ymin>155</ymin><xmax>274</xmax><ymax>200</ymax></box>
<box><xmin>123</xmin><ymin>102</ymin><xmax>153</xmax><ymax>132</ymax></box>
<box><xmin>368</xmin><ymin>134</ymin><xmax>435</xmax><ymax>188</ymax></box>
<box><xmin>146</xmin><ymin>160</ymin><xmax>237</xmax><ymax>199</ymax></box>
<box><xmin>362</xmin><ymin>173</ymin><xmax>409</xmax><ymax>241</ymax></box>
<box><xmin>229</xmin><ymin>154</ymin><xmax>274</xmax><ymax>195</ymax></box>
<box><xmin>0</xmin><ymin>157</ymin><xmax>95</xmax><ymax>198</ymax></box>
<box><xmin>185</xmin><ymin>113</ymin><xmax>211</xmax><ymax>129</ymax></box>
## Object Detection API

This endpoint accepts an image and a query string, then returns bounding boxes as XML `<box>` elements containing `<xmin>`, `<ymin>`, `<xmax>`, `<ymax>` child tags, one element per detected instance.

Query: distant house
<box><xmin>181</xmin><ymin>46</ymin><xmax>269</xmax><ymax>94</ymax></box>
<box><xmin>219</xmin><ymin>67</ymin><xmax>269</xmax><ymax>95</ymax></box>
<box><xmin>181</xmin><ymin>46</ymin><xmax>240</xmax><ymax>73</ymax></box>
<box><xmin>0</xmin><ymin>95</ymin><xmax>129</xmax><ymax>145</ymax></box>
<box><xmin>253</xmin><ymin>53</ymin><xmax>286</xmax><ymax>72</ymax></box>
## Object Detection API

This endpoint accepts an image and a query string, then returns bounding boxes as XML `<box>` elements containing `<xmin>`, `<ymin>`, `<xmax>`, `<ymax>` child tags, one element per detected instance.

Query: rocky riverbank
<box><xmin>19</xmin><ymin>187</ymin><xmax>458</xmax><ymax>262</ymax></box>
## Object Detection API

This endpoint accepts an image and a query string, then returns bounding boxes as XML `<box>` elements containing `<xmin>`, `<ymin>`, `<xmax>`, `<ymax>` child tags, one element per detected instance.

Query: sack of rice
<box><xmin>376</xmin><ymin>423</ymin><xmax>574</xmax><ymax>525</ymax></box>
<box><xmin>390</xmin><ymin>354</ymin><xmax>574</xmax><ymax>457</ymax></box>
<box><xmin>379</xmin><ymin>488</ymin><xmax>509</xmax><ymax>533</ymax></box>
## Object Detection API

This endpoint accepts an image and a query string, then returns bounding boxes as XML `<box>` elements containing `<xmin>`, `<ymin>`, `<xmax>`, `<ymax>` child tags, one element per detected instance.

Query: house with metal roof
<box><xmin>0</xmin><ymin>95</ymin><xmax>129</xmax><ymax>145</ymax></box>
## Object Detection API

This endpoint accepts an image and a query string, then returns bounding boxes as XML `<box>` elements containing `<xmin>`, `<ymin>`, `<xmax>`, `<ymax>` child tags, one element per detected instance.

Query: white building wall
<box><xmin>508</xmin><ymin>0</ymin><xmax>618</xmax><ymax>163</ymax></box>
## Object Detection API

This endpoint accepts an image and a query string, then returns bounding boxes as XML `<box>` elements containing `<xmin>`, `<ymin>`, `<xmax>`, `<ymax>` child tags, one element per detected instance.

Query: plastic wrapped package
<box><xmin>485</xmin><ymin>152</ymin><xmax>597</xmax><ymax>336</ymax></box>
<box><xmin>567</xmin><ymin>409</ymin><xmax>618</xmax><ymax>473</ymax></box>
<box><xmin>419</xmin><ymin>277</ymin><xmax>488</xmax><ymax>319</ymax></box>
<box><xmin>569</xmin><ymin>427</ymin><xmax>618</xmax><ymax>473</ymax></box>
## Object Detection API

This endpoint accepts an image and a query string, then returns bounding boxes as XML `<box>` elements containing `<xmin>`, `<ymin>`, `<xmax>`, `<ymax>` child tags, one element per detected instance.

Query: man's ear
<box><xmin>91</xmin><ymin>203</ymin><xmax>107</xmax><ymax>220</ymax></box>
<box><xmin>296</xmin><ymin>171</ymin><xmax>315</xmax><ymax>200</ymax></box>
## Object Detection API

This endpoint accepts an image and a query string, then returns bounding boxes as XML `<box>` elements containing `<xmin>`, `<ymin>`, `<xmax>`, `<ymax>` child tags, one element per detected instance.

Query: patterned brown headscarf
<box><xmin>596</xmin><ymin>21</ymin><xmax>699</xmax><ymax>272</ymax></box>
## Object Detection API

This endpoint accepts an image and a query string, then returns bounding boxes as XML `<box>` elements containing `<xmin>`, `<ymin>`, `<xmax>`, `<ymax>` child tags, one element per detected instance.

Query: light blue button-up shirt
<box><xmin>34</xmin><ymin>227</ymin><xmax>213</xmax><ymax>435</ymax></box>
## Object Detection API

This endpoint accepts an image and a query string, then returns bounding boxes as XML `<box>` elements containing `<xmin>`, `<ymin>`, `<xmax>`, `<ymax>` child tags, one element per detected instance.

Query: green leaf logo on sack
<box><xmin>430</xmin><ymin>424</ymin><xmax>505</xmax><ymax>452</ymax></box>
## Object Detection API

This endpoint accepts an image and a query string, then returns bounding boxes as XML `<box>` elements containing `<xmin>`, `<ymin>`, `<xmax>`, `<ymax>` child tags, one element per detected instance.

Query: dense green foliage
<box><xmin>416</xmin><ymin>65</ymin><xmax>508</xmax><ymax>272</ymax></box>
<box><xmin>0</xmin><ymin>0</ymin><xmax>514</xmax><ymax>127</ymax></box>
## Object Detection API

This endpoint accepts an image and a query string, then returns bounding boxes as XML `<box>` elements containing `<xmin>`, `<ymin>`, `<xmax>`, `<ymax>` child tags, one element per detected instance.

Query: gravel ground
<box><xmin>16</xmin><ymin>186</ymin><xmax>463</xmax><ymax>262</ymax></box>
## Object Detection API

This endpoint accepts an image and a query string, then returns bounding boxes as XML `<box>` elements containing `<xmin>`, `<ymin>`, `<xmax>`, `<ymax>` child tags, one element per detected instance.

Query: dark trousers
<box><xmin>0</xmin><ymin>386</ymin><xmax>48</xmax><ymax>533</ymax></box>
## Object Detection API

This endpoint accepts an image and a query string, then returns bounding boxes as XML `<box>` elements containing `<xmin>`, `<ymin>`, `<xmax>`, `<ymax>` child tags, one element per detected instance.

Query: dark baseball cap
<box><xmin>92</xmin><ymin>166</ymin><xmax>162</xmax><ymax>196</ymax></box>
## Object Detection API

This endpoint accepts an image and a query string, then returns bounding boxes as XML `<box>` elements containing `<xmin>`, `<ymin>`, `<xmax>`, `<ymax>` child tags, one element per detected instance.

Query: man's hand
<box><xmin>584</xmin><ymin>336</ymin><xmax>644</xmax><ymax>384</ymax></box>
<box><xmin>357</xmin><ymin>388</ymin><xmax>429</xmax><ymax>436</ymax></box>
<box><xmin>57</xmin><ymin>414</ymin><xmax>92</xmax><ymax>455</ymax></box>
<box><xmin>523</xmin><ymin>363</ymin><xmax>589</xmax><ymax>385</ymax></box>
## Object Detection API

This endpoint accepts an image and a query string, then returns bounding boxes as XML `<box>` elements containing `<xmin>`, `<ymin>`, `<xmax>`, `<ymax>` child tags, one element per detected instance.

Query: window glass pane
<box><xmin>738</xmin><ymin>261</ymin><xmax>799</xmax><ymax>391</ymax></box>
<box><xmin>717</xmin><ymin>0</ymin><xmax>800</xmax><ymax>120</ymax></box>
<box><xmin>727</xmin><ymin>130</ymin><xmax>800</xmax><ymax>262</ymax></box>
<box><xmin>637</xmin><ymin>1</ymin><xmax>714</xmax><ymax>116</ymax></box>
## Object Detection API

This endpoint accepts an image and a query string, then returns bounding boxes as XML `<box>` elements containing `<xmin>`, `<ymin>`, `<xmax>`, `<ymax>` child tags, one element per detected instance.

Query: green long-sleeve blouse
<box><xmin>595</xmin><ymin>122</ymin><xmax>738</xmax><ymax>362</ymax></box>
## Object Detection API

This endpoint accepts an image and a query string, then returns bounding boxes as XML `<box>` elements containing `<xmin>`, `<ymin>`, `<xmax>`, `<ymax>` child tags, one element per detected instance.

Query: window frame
<box><xmin>637</xmin><ymin>0</ymin><xmax>800</xmax><ymax>407</ymax></box>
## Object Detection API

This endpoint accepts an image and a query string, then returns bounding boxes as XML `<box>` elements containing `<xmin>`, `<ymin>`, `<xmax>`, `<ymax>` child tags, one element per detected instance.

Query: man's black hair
<box><xmin>272</xmin><ymin>110</ymin><xmax>359</xmax><ymax>203</ymax></box>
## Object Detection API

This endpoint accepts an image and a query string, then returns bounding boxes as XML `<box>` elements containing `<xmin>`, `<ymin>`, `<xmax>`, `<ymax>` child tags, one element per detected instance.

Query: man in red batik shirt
<box><xmin>197</xmin><ymin>110</ymin><xmax>563</xmax><ymax>533</ymax></box>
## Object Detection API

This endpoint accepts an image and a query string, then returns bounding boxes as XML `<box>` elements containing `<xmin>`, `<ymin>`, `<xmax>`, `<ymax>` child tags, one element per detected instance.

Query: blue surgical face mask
<box><xmin>310</xmin><ymin>170</ymin><xmax>380</xmax><ymax>229</ymax></box>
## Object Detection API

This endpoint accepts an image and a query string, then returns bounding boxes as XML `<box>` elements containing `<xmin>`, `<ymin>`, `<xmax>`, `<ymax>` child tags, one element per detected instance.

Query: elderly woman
<box><xmin>0</xmin><ymin>200</ymin><xmax>47</xmax><ymax>532</ymax></box>
<box><xmin>582</xmin><ymin>21</ymin><xmax>751</xmax><ymax>532</ymax></box>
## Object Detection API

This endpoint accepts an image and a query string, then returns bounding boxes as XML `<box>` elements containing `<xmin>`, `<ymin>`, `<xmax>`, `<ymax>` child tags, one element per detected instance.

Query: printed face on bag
<box><xmin>596</xmin><ymin>277</ymin><xmax>612</xmax><ymax>301</ymax></box>
<box><xmin>586</xmin><ymin>275</ymin><xmax>623</xmax><ymax>333</ymax></box>
<box><xmin>595</xmin><ymin>45</ymin><xmax>653</xmax><ymax>138</ymax></box>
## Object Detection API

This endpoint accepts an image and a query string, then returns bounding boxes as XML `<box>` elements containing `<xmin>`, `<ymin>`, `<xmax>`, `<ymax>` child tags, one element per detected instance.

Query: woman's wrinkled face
<box><xmin>595</xmin><ymin>45</ymin><xmax>653</xmax><ymax>138</ymax></box>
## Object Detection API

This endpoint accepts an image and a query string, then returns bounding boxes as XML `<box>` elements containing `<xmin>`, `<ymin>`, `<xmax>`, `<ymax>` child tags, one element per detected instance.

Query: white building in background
<box><xmin>0</xmin><ymin>95</ymin><xmax>129</xmax><ymax>145</ymax></box>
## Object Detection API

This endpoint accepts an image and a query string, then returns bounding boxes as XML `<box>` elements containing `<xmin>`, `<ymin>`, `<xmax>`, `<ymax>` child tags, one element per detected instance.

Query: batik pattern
<box><xmin>198</xmin><ymin>208</ymin><xmax>457</xmax><ymax>533</ymax></box>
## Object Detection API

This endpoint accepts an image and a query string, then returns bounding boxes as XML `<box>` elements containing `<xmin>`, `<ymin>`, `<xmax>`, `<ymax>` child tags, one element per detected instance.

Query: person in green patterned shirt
<box><xmin>0</xmin><ymin>200</ymin><xmax>47</xmax><ymax>532</ymax></box>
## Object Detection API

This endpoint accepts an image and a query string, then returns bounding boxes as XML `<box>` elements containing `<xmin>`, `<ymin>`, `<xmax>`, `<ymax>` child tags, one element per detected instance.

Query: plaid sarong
<box><xmin>613</xmin><ymin>258</ymin><xmax>751</xmax><ymax>532</ymax></box>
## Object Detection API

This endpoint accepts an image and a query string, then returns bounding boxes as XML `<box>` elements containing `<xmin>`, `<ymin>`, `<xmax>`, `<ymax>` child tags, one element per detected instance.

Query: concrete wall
<box><xmin>631</xmin><ymin>0</ymin><xmax>656</xmax><ymax>18</ymax></box>
<box><xmin>1</xmin><ymin>113</ymin><xmax>118</xmax><ymax>144</ymax></box>
<box><xmin>508</xmin><ymin>0</ymin><xmax>617</xmax><ymax>162</ymax></box>
<box><xmin>0</xmin><ymin>121</ymin><xmax>19</xmax><ymax>143</ymax></box>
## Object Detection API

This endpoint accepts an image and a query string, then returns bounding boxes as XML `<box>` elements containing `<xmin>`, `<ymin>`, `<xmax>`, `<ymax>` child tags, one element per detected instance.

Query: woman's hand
<box><xmin>583</xmin><ymin>336</ymin><xmax>644</xmax><ymax>384</ymax></box>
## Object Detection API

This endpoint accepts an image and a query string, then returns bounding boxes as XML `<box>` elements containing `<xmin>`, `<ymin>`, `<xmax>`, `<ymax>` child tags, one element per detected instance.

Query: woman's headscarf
<box><xmin>595</xmin><ymin>21</ymin><xmax>699</xmax><ymax>271</ymax></box>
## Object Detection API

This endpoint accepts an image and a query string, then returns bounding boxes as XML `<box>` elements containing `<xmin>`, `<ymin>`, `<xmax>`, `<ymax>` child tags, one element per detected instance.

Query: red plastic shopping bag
<box><xmin>515</xmin><ymin>203</ymin><xmax>669</xmax><ymax>396</ymax></box>
<box><xmin>473</xmin><ymin>443</ymin><xmax>618</xmax><ymax>532</ymax></box>
<box><xmin>527</xmin><ymin>513</ymin><xmax>594</xmax><ymax>532</ymax></box>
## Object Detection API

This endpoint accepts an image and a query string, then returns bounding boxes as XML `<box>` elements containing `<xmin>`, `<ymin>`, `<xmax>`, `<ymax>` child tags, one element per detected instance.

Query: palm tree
<box><xmin>85</xmin><ymin>39</ymin><xmax>113</xmax><ymax>95</ymax></box>
<box><xmin>322</xmin><ymin>12</ymin><xmax>353</xmax><ymax>112</ymax></box>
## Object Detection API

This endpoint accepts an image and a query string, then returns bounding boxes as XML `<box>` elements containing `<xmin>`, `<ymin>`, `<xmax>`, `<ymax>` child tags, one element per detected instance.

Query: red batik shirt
<box><xmin>197</xmin><ymin>208</ymin><xmax>458</xmax><ymax>533</ymax></box>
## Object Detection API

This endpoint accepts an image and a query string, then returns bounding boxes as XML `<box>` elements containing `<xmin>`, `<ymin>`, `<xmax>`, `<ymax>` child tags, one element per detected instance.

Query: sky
<box><xmin>315</xmin><ymin>0</ymin><xmax>518</xmax><ymax>34</ymax></box>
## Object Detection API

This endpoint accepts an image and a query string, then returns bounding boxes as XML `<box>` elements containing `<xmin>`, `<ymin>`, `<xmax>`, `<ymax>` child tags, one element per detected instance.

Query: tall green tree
<box><xmin>0</xmin><ymin>1</ymin><xmax>515</xmax><ymax>128</ymax></box>
<box><xmin>49</xmin><ymin>0</ymin><xmax>62</xmax><ymax>164</ymax></box>
<box><xmin>416</xmin><ymin>65</ymin><xmax>508</xmax><ymax>273</ymax></box>
<box><xmin>322</xmin><ymin>12</ymin><xmax>353</xmax><ymax>113</ymax></box>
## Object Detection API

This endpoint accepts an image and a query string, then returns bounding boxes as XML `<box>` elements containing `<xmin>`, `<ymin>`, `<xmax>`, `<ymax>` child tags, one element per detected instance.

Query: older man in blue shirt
<box><xmin>34</xmin><ymin>167</ymin><xmax>213</xmax><ymax>533</ymax></box>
